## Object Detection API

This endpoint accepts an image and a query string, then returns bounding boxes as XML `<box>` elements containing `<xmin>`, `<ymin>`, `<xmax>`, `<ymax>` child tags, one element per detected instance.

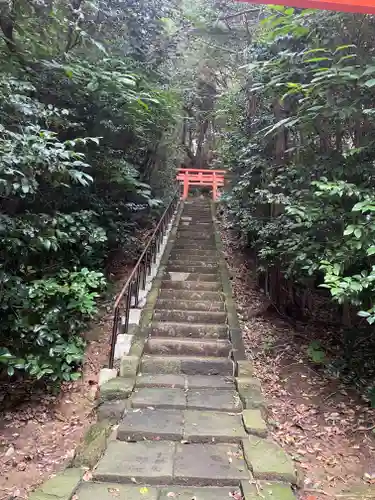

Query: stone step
<box><xmin>144</xmin><ymin>337</ymin><xmax>231</xmax><ymax>357</ymax></box>
<box><xmin>171</xmin><ymin>249</ymin><xmax>218</xmax><ymax>257</ymax></box>
<box><xmin>158</xmin><ymin>289</ymin><xmax>223</xmax><ymax>302</ymax></box>
<box><xmin>153</xmin><ymin>309</ymin><xmax>226</xmax><ymax>324</ymax></box>
<box><xmin>174</xmin><ymin>240</ymin><xmax>216</xmax><ymax>247</ymax></box>
<box><xmin>161</xmin><ymin>280</ymin><xmax>222</xmax><ymax>291</ymax></box>
<box><xmin>168</xmin><ymin>259</ymin><xmax>218</xmax><ymax>269</ymax></box>
<box><xmin>176</xmin><ymin>233</ymin><xmax>215</xmax><ymax>239</ymax></box>
<box><xmin>163</xmin><ymin>272</ymin><xmax>220</xmax><ymax>283</ymax></box>
<box><xmin>150</xmin><ymin>321</ymin><xmax>228</xmax><ymax>339</ymax></box>
<box><xmin>136</xmin><ymin>374</ymin><xmax>235</xmax><ymax>390</ymax></box>
<box><xmin>179</xmin><ymin>223</ymin><xmax>213</xmax><ymax>228</ymax></box>
<box><xmin>93</xmin><ymin>441</ymin><xmax>248</xmax><ymax>486</ymax></box>
<box><xmin>130</xmin><ymin>387</ymin><xmax>241</xmax><ymax>413</ymax></box>
<box><xmin>166</xmin><ymin>265</ymin><xmax>219</xmax><ymax>274</ymax></box>
<box><xmin>117</xmin><ymin>408</ymin><xmax>246</xmax><ymax>443</ymax></box>
<box><xmin>155</xmin><ymin>299</ymin><xmax>225</xmax><ymax>312</ymax></box>
<box><xmin>140</xmin><ymin>355</ymin><xmax>234</xmax><ymax>376</ymax></box>
<box><xmin>169</xmin><ymin>254</ymin><xmax>218</xmax><ymax>263</ymax></box>
<box><xmin>74</xmin><ymin>483</ymin><xmax>242</xmax><ymax>500</ymax></box>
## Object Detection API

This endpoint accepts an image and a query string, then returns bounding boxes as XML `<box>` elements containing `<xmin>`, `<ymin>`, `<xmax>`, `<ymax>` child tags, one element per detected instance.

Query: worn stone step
<box><xmin>155</xmin><ymin>299</ymin><xmax>225</xmax><ymax>312</ymax></box>
<box><xmin>161</xmin><ymin>280</ymin><xmax>221</xmax><ymax>291</ymax></box>
<box><xmin>168</xmin><ymin>260</ymin><xmax>219</xmax><ymax>269</ymax></box>
<box><xmin>174</xmin><ymin>240</ymin><xmax>216</xmax><ymax>248</ymax></box>
<box><xmin>130</xmin><ymin>387</ymin><xmax>241</xmax><ymax>413</ymax></box>
<box><xmin>171</xmin><ymin>249</ymin><xmax>218</xmax><ymax>257</ymax></box>
<box><xmin>144</xmin><ymin>337</ymin><xmax>231</xmax><ymax>357</ymax></box>
<box><xmin>153</xmin><ymin>309</ymin><xmax>226</xmax><ymax>324</ymax></box>
<box><xmin>169</xmin><ymin>254</ymin><xmax>218</xmax><ymax>264</ymax></box>
<box><xmin>176</xmin><ymin>233</ymin><xmax>215</xmax><ymax>240</ymax></box>
<box><xmin>93</xmin><ymin>440</ymin><xmax>248</xmax><ymax>486</ymax></box>
<box><xmin>179</xmin><ymin>223</ymin><xmax>213</xmax><ymax>228</ymax></box>
<box><xmin>173</xmin><ymin>245</ymin><xmax>217</xmax><ymax>253</ymax></box>
<box><xmin>159</xmin><ymin>487</ymin><xmax>239</xmax><ymax>500</ymax></box>
<box><xmin>159</xmin><ymin>289</ymin><xmax>223</xmax><ymax>302</ymax></box>
<box><xmin>166</xmin><ymin>266</ymin><xmax>219</xmax><ymax>275</ymax></box>
<box><xmin>118</xmin><ymin>408</ymin><xmax>246</xmax><ymax>443</ymax></box>
<box><xmin>163</xmin><ymin>273</ymin><xmax>220</xmax><ymax>283</ymax></box>
<box><xmin>141</xmin><ymin>355</ymin><xmax>234</xmax><ymax>376</ymax></box>
<box><xmin>74</xmin><ymin>484</ymin><xmax>243</xmax><ymax>500</ymax></box>
<box><xmin>150</xmin><ymin>321</ymin><xmax>228</xmax><ymax>339</ymax></box>
<box><xmin>136</xmin><ymin>374</ymin><xmax>235</xmax><ymax>390</ymax></box>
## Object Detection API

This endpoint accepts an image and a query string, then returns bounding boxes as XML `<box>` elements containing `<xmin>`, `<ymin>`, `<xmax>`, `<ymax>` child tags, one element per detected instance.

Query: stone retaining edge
<box><xmin>211</xmin><ymin>199</ymin><xmax>301</xmax><ymax>494</ymax></box>
<box><xmin>210</xmin><ymin>200</ymin><xmax>247</xmax><ymax>365</ymax></box>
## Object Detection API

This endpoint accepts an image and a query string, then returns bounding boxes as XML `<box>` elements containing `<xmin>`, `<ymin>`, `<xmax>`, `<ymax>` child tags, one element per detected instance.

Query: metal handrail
<box><xmin>109</xmin><ymin>189</ymin><xmax>180</xmax><ymax>368</ymax></box>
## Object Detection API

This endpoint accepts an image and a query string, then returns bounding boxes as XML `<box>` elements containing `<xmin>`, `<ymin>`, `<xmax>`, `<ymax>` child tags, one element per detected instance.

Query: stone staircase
<box><xmin>76</xmin><ymin>198</ymin><xmax>297</xmax><ymax>500</ymax></box>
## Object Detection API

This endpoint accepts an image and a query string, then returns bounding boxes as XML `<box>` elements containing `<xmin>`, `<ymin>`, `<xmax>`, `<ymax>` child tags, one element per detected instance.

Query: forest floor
<box><xmin>219</xmin><ymin>219</ymin><xmax>375</xmax><ymax>500</ymax></box>
<box><xmin>0</xmin><ymin>259</ymin><xmax>131</xmax><ymax>500</ymax></box>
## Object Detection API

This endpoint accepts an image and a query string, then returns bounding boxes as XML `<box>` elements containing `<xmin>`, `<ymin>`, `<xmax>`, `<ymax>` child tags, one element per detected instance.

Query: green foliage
<box><xmin>218</xmin><ymin>7</ymin><xmax>375</xmax><ymax>384</ymax></box>
<box><xmin>0</xmin><ymin>0</ymin><xmax>183</xmax><ymax>384</ymax></box>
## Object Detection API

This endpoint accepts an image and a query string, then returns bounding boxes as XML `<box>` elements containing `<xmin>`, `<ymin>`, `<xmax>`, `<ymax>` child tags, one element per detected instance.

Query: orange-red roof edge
<box><xmin>235</xmin><ymin>0</ymin><xmax>375</xmax><ymax>14</ymax></box>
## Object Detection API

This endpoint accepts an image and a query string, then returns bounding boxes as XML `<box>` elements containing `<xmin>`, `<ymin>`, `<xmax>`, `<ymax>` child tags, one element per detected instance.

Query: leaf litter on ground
<box><xmin>218</xmin><ymin>216</ymin><xmax>375</xmax><ymax>500</ymax></box>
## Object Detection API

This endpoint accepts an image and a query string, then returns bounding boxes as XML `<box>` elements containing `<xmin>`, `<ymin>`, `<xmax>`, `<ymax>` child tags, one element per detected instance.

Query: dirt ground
<box><xmin>219</xmin><ymin>223</ymin><xmax>375</xmax><ymax>500</ymax></box>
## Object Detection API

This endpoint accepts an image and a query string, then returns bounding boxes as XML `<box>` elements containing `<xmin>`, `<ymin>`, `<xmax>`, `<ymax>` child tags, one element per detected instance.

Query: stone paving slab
<box><xmin>136</xmin><ymin>374</ymin><xmax>186</xmax><ymax>388</ymax></box>
<box><xmin>118</xmin><ymin>409</ymin><xmax>184</xmax><ymax>441</ymax></box>
<box><xmin>160</xmin><ymin>280</ymin><xmax>222</xmax><ymax>291</ymax></box>
<box><xmin>187</xmin><ymin>389</ymin><xmax>242</xmax><ymax>412</ymax></box>
<box><xmin>180</xmin><ymin>357</ymin><xmax>233</xmax><ymax>375</ymax></box>
<box><xmin>154</xmin><ymin>310</ymin><xmax>226</xmax><ymax>324</ymax></box>
<box><xmin>241</xmin><ymin>480</ymin><xmax>296</xmax><ymax>500</ymax></box>
<box><xmin>242</xmin><ymin>409</ymin><xmax>268</xmax><ymax>437</ymax></box>
<box><xmin>145</xmin><ymin>337</ymin><xmax>231</xmax><ymax>357</ymax></box>
<box><xmin>242</xmin><ymin>436</ymin><xmax>296</xmax><ymax>483</ymax></box>
<box><xmin>184</xmin><ymin>410</ymin><xmax>246</xmax><ymax>443</ymax></box>
<box><xmin>159</xmin><ymin>289</ymin><xmax>223</xmax><ymax>300</ymax></box>
<box><xmin>93</xmin><ymin>441</ymin><xmax>175</xmax><ymax>484</ymax></box>
<box><xmin>141</xmin><ymin>355</ymin><xmax>233</xmax><ymax>376</ymax></box>
<box><xmin>135</xmin><ymin>374</ymin><xmax>234</xmax><ymax>390</ymax></box>
<box><xmin>186</xmin><ymin>375</ymin><xmax>235</xmax><ymax>389</ymax></box>
<box><xmin>150</xmin><ymin>321</ymin><xmax>228</xmax><ymax>338</ymax></box>
<box><xmin>75</xmin><ymin>483</ymin><xmax>159</xmax><ymax>500</ymax></box>
<box><xmin>156</xmin><ymin>299</ymin><xmax>225</xmax><ymax>312</ymax></box>
<box><xmin>173</xmin><ymin>443</ymin><xmax>249</xmax><ymax>486</ymax></box>
<box><xmin>159</xmin><ymin>487</ymin><xmax>239</xmax><ymax>500</ymax></box>
<box><xmin>131</xmin><ymin>387</ymin><xmax>186</xmax><ymax>409</ymax></box>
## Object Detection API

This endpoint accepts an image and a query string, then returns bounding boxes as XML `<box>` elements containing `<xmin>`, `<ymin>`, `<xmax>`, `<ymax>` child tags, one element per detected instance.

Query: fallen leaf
<box><xmin>229</xmin><ymin>490</ymin><xmax>243</xmax><ymax>500</ymax></box>
<box><xmin>140</xmin><ymin>487</ymin><xmax>149</xmax><ymax>495</ymax></box>
<box><xmin>82</xmin><ymin>471</ymin><xmax>93</xmax><ymax>482</ymax></box>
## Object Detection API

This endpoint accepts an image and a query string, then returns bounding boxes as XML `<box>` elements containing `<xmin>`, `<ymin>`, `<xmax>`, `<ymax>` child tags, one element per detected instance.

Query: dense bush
<box><xmin>0</xmin><ymin>0</ymin><xmax>182</xmax><ymax>383</ymax></box>
<box><xmin>217</xmin><ymin>9</ymin><xmax>375</xmax><ymax>384</ymax></box>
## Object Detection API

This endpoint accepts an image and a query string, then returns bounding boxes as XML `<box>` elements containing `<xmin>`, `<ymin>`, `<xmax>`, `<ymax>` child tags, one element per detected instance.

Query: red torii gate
<box><xmin>236</xmin><ymin>0</ymin><xmax>375</xmax><ymax>14</ymax></box>
<box><xmin>176</xmin><ymin>168</ymin><xmax>226</xmax><ymax>201</ymax></box>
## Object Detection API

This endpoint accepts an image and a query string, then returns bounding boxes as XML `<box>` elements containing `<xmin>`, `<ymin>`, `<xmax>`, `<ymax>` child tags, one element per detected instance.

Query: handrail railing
<box><xmin>109</xmin><ymin>190</ymin><xmax>180</xmax><ymax>368</ymax></box>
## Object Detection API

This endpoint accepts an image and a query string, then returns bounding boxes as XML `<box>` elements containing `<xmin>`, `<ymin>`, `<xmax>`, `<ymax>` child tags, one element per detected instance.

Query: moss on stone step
<box><xmin>242</xmin><ymin>436</ymin><xmax>297</xmax><ymax>483</ymax></box>
<box><xmin>73</xmin><ymin>420</ymin><xmax>113</xmax><ymax>468</ymax></box>
<box><xmin>28</xmin><ymin>468</ymin><xmax>82</xmax><ymax>500</ymax></box>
